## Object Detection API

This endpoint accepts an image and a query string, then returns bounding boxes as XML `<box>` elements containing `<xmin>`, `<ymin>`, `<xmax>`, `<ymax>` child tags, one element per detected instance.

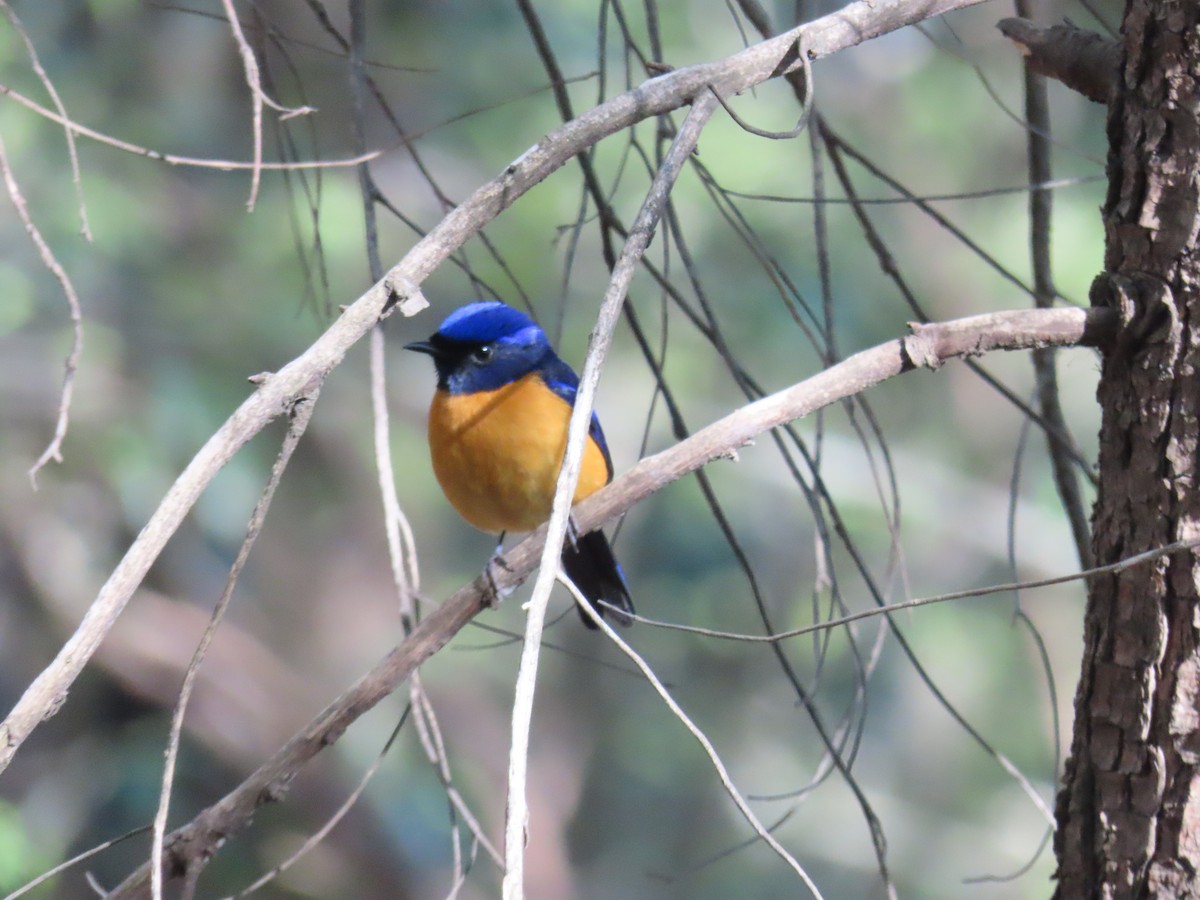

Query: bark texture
<box><xmin>1055</xmin><ymin>3</ymin><xmax>1200</xmax><ymax>897</ymax></box>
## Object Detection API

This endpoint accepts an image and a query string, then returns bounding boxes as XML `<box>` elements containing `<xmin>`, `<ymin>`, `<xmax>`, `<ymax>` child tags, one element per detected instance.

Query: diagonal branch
<box><xmin>106</xmin><ymin>304</ymin><xmax>1116</xmax><ymax>898</ymax></box>
<box><xmin>565</xmin><ymin>574</ymin><xmax>824</xmax><ymax>897</ymax></box>
<box><xmin>149</xmin><ymin>390</ymin><xmax>320</xmax><ymax>899</ymax></box>
<box><xmin>0</xmin><ymin>0</ymin><xmax>991</xmax><ymax>780</ymax></box>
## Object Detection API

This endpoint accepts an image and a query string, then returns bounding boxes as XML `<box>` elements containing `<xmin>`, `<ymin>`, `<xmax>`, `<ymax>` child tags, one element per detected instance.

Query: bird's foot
<box><xmin>483</xmin><ymin>552</ymin><xmax>516</xmax><ymax>609</ymax></box>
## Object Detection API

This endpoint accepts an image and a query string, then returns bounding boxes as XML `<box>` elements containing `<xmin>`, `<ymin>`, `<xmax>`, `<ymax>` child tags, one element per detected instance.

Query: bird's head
<box><xmin>405</xmin><ymin>301</ymin><xmax>552</xmax><ymax>394</ymax></box>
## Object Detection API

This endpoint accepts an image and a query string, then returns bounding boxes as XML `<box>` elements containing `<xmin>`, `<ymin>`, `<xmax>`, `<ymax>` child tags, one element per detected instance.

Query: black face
<box><xmin>405</xmin><ymin>332</ymin><xmax>548</xmax><ymax>394</ymax></box>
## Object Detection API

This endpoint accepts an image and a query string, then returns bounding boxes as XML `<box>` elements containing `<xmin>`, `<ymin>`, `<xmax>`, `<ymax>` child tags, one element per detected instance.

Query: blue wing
<box><xmin>538</xmin><ymin>355</ymin><xmax>614</xmax><ymax>481</ymax></box>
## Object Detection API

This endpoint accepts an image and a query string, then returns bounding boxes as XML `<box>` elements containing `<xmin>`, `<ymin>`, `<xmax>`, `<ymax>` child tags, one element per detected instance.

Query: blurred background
<box><xmin>0</xmin><ymin>0</ymin><xmax>1115</xmax><ymax>897</ymax></box>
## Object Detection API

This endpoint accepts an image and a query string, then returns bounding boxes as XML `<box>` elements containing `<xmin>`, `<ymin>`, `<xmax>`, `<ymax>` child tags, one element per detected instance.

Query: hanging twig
<box><xmin>0</xmin><ymin>133</ymin><xmax>84</xmax><ymax>487</ymax></box>
<box><xmin>150</xmin><ymin>389</ymin><xmax>320</xmax><ymax>900</ymax></box>
<box><xmin>0</xmin><ymin>0</ymin><xmax>92</xmax><ymax>239</ymax></box>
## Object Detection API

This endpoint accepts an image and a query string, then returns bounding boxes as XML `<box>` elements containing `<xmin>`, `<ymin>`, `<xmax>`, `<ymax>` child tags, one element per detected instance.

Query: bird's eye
<box><xmin>472</xmin><ymin>344</ymin><xmax>494</xmax><ymax>363</ymax></box>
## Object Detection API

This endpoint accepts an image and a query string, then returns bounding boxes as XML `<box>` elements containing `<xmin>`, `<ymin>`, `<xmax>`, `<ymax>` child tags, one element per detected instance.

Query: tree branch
<box><xmin>0</xmin><ymin>0</ymin><xmax>992</xmax><ymax>778</ymax></box>
<box><xmin>998</xmin><ymin>17</ymin><xmax>1119</xmax><ymax>104</ymax></box>
<box><xmin>107</xmin><ymin>304</ymin><xmax>1116</xmax><ymax>898</ymax></box>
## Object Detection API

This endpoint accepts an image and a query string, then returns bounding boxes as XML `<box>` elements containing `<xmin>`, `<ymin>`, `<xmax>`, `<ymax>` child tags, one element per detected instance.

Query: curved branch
<box><xmin>107</xmin><ymin>305</ymin><xmax>1116</xmax><ymax>897</ymax></box>
<box><xmin>0</xmin><ymin>0</ymin><xmax>992</xmax><ymax>778</ymax></box>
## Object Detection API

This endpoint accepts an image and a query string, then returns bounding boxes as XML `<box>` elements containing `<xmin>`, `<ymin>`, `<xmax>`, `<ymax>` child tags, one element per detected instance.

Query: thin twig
<box><xmin>1016</xmin><ymin>0</ymin><xmax>1092</xmax><ymax>570</ymax></box>
<box><xmin>409</xmin><ymin>675</ymin><xmax>497</xmax><ymax>880</ymax></box>
<box><xmin>221</xmin><ymin>0</ymin><xmax>314</xmax><ymax>210</ymax></box>
<box><xmin>349</xmin><ymin>0</ymin><xmax>423</xmax><ymax>622</ymax></box>
<box><xmin>224</xmin><ymin>707</ymin><xmax>411</xmax><ymax>898</ymax></box>
<box><xmin>706</xmin><ymin>37</ymin><xmax>812</xmax><ymax>140</ymax></box>
<box><xmin>3</xmin><ymin>826</ymin><xmax>150</xmax><ymax>899</ymax></box>
<box><xmin>0</xmin><ymin>132</ymin><xmax>84</xmax><ymax>487</ymax></box>
<box><xmin>619</xmin><ymin>535</ymin><xmax>1200</xmax><ymax>646</ymax></box>
<box><xmin>0</xmin><ymin>0</ymin><xmax>91</xmax><ymax>239</ymax></box>
<box><xmin>565</xmin><ymin>575</ymin><xmax>825</xmax><ymax>897</ymax></box>
<box><xmin>0</xmin><ymin>81</ymin><xmax>373</xmax><ymax>171</ymax></box>
<box><xmin>154</xmin><ymin>1</ymin><xmax>436</xmax><ymax>72</ymax></box>
<box><xmin>722</xmin><ymin>173</ymin><xmax>1104</xmax><ymax>205</ymax></box>
<box><xmin>371</xmin><ymin>328</ymin><xmax>421</xmax><ymax>615</ymax></box>
<box><xmin>150</xmin><ymin>390</ymin><xmax>320</xmax><ymax>899</ymax></box>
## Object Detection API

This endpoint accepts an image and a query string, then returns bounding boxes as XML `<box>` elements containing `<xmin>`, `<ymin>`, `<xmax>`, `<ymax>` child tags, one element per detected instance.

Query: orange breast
<box><xmin>427</xmin><ymin>373</ymin><xmax>611</xmax><ymax>533</ymax></box>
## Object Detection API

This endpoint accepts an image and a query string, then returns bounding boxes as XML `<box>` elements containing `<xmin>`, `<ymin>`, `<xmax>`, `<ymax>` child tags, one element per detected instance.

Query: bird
<box><xmin>405</xmin><ymin>300</ymin><xmax>634</xmax><ymax>628</ymax></box>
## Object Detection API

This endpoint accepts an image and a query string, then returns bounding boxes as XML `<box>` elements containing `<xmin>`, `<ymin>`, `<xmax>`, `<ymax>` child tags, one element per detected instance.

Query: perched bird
<box><xmin>406</xmin><ymin>301</ymin><xmax>634</xmax><ymax>628</ymax></box>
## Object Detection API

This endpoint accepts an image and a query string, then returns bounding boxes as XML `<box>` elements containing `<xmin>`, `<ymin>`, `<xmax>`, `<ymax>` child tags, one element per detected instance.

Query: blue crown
<box><xmin>437</xmin><ymin>301</ymin><xmax>539</xmax><ymax>345</ymax></box>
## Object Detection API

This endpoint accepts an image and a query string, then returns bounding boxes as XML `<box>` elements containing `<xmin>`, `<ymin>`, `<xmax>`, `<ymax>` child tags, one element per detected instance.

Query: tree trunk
<box><xmin>1055</xmin><ymin>2</ymin><xmax>1200</xmax><ymax>897</ymax></box>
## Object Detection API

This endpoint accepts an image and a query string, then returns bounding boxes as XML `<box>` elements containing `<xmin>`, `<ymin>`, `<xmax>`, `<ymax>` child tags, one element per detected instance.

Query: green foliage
<box><xmin>0</xmin><ymin>798</ymin><xmax>53</xmax><ymax>897</ymax></box>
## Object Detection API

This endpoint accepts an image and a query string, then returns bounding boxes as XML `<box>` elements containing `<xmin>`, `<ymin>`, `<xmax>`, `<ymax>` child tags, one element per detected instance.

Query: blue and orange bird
<box><xmin>405</xmin><ymin>301</ymin><xmax>634</xmax><ymax>628</ymax></box>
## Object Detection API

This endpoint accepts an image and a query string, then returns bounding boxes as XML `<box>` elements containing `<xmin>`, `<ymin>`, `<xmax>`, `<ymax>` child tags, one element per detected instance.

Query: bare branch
<box><xmin>1015</xmin><ymin>0</ymin><xmax>1093</xmax><ymax>570</ymax></box>
<box><xmin>150</xmin><ymin>391</ymin><xmax>319</xmax><ymax>899</ymax></box>
<box><xmin>0</xmin><ymin>0</ymin><xmax>995</xmax><ymax>801</ymax></box>
<box><xmin>620</xmin><ymin>533</ymin><xmax>1200</xmax><ymax>644</ymax></box>
<box><xmin>0</xmin><ymin>0</ymin><xmax>91</xmax><ymax>239</ymax></box>
<box><xmin>0</xmin><ymin>81</ymin><xmax>376</xmax><ymax>171</ymax></box>
<box><xmin>566</xmin><ymin>575</ymin><xmax>824</xmax><ymax>897</ymax></box>
<box><xmin>104</xmin><ymin>304</ymin><xmax>1115</xmax><ymax>898</ymax></box>
<box><xmin>998</xmin><ymin>17</ymin><xmax>1118</xmax><ymax>103</ymax></box>
<box><xmin>0</xmin><ymin>132</ymin><xmax>84</xmax><ymax>487</ymax></box>
<box><xmin>220</xmin><ymin>0</ymin><xmax>315</xmax><ymax>209</ymax></box>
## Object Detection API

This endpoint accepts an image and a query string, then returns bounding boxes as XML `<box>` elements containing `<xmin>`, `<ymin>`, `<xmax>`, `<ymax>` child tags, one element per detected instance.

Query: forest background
<box><xmin>0</xmin><ymin>1</ymin><xmax>1117</xmax><ymax>897</ymax></box>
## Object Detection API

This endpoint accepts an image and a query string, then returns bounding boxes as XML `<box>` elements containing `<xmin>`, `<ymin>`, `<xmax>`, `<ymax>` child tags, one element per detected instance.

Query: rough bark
<box><xmin>1055</xmin><ymin>3</ymin><xmax>1200</xmax><ymax>897</ymax></box>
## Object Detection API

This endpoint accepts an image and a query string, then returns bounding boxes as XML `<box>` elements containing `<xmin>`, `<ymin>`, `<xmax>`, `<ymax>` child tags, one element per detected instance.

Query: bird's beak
<box><xmin>404</xmin><ymin>339</ymin><xmax>440</xmax><ymax>356</ymax></box>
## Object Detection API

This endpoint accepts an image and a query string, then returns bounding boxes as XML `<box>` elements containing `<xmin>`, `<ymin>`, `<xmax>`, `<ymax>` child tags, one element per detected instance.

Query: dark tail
<box><xmin>561</xmin><ymin>529</ymin><xmax>634</xmax><ymax>628</ymax></box>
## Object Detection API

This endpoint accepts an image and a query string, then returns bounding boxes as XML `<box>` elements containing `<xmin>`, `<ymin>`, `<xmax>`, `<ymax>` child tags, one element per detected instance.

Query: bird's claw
<box><xmin>483</xmin><ymin>553</ymin><xmax>516</xmax><ymax>608</ymax></box>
